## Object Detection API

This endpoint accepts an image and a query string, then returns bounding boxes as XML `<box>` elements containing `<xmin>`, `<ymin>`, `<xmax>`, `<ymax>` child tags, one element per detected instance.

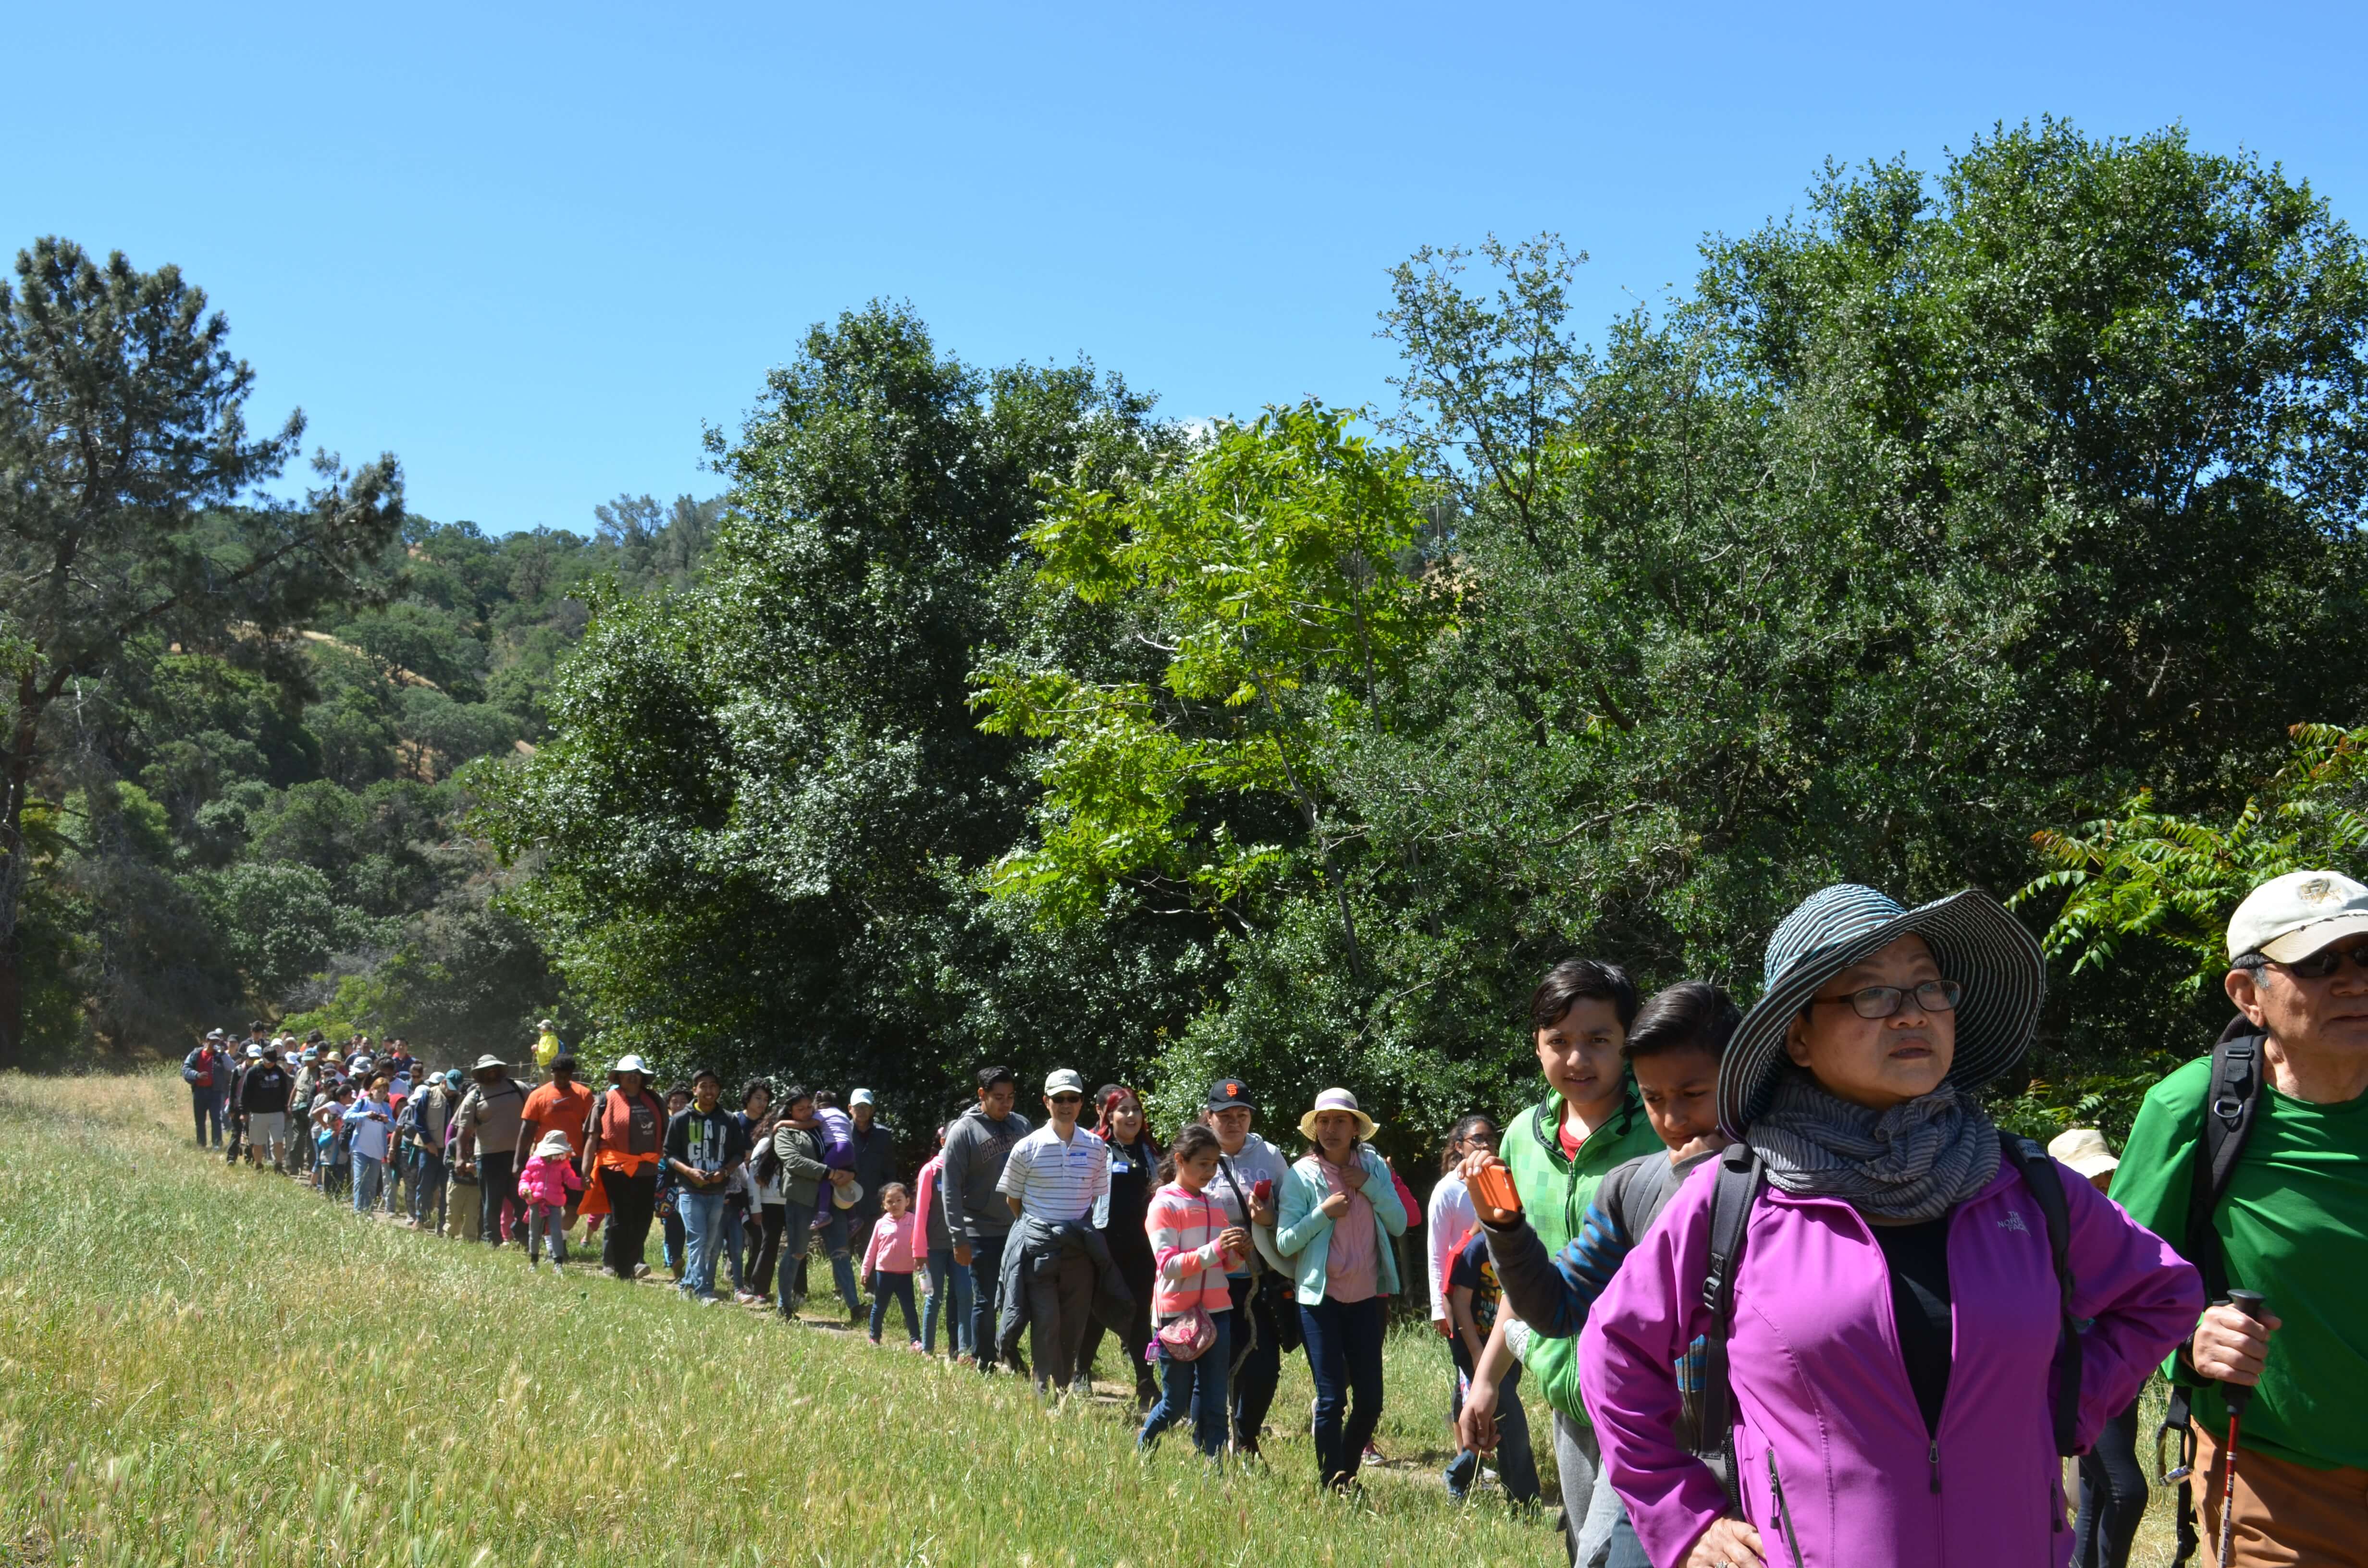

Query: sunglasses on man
<box><xmin>2261</xmin><ymin>938</ymin><xmax>2368</xmax><ymax>980</ymax></box>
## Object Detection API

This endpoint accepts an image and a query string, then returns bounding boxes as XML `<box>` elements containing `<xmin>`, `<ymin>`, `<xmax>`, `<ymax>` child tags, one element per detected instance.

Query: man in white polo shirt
<box><xmin>997</xmin><ymin>1069</ymin><xmax>1112</xmax><ymax>1394</ymax></box>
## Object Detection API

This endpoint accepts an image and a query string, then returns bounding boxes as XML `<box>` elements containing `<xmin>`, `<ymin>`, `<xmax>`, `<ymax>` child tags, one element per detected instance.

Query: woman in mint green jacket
<box><xmin>1273</xmin><ymin>1088</ymin><xmax>1408</xmax><ymax>1489</ymax></box>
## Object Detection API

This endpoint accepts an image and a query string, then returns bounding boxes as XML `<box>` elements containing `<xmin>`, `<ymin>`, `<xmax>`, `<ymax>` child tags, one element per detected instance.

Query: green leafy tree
<box><xmin>0</xmin><ymin>238</ymin><xmax>402</xmax><ymax>1066</ymax></box>
<box><xmin>981</xmin><ymin>121</ymin><xmax>2368</xmax><ymax>1148</ymax></box>
<box><xmin>976</xmin><ymin>402</ymin><xmax>1446</xmax><ymax>975</ymax></box>
<box><xmin>476</xmin><ymin>304</ymin><xmax>1210</xmax><ymax>1110</ymax></box>
<box><xmin>2017</xmin><ymin>722</ymin><xmax>2368</xmax><ymax>984</ymax></box>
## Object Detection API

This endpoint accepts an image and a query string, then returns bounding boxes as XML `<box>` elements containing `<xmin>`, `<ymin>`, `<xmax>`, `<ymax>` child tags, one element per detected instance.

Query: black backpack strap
<box><xmin>2157</xmin><ymin>1382</ymin><xmax>2201</xmax><ymax>1567</ymax></box>
<box><xmin>2186</xmin><ymin>1030</ymin><xmax>2265</xmax><ymax>1303</ymax></box>
<box><xmin>1999</xmin><ymin>1134</ymin><xmax>2082</xmax><ymax>1457</ymax></box>
<box><xmin>2159</xmin><ymin>1029</ymin><xmax>2265</xmax><ymax>1567</ymax></box>
<box><xmin>1696</xmin><ymin>1143</ymin><xmax>1763</xmax><ymax>1509</ymax></box>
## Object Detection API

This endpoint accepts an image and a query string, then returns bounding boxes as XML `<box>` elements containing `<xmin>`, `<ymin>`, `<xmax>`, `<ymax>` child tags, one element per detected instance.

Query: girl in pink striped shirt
<box><xmin>1138</xmin><ymin>1123</ymin><xmax>1248</xmax><ymax>1459</ymax></box>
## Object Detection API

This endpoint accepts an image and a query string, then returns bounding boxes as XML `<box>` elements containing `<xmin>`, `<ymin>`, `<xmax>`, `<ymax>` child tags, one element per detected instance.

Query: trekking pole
<box><xmin>2216</xmin><ymin>1289</ymin><xmax>2269</xmax><ymax>1568</ymax></box>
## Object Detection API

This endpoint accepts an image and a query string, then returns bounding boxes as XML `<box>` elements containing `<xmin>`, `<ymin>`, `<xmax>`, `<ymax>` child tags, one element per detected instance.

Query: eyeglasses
<box><xmin>1806</xmin><ymin>979</ymin><xmax>1963</xmax><ymax>1020</ymax></box>
<box><xmin>2266</xmin><ymin>939</ymin><xmax>2368</xmax><ymax>980</ymax></box>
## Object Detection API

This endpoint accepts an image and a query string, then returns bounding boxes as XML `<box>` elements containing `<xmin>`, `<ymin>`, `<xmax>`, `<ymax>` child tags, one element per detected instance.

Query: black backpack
<box><xmin>2157</xmin><ymin>1026</ymin><xmax>2267</xmax><ymax>1568</ymax></box>
<box><xmin>1694</xmin><ymin>1134</ymin><xmax>2082</xmax><ymax>1535</ymax></box>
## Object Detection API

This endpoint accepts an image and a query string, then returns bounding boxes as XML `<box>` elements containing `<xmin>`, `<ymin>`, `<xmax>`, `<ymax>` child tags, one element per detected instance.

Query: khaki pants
<box><xmin>2196</xmin><ymin>1422</ymin><xmax>2368</xmax><ymax>1567</ymax></box>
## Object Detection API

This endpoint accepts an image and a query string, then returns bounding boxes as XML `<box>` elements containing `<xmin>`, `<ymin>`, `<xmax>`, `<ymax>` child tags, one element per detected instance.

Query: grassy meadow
<box><xmin>0</xmin><ymin>1074</ymin><xmax>1555</xmax><ymax>1568</ymax></box>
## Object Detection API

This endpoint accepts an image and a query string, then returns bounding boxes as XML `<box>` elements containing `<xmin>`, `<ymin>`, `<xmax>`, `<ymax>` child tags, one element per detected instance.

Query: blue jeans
<box><xmin>816</xmin><ymin>1204</ymin><xmax>861</xmax><ymax>1311</ymax></box>
<box><xmin>529</xmin><ymin>1203</ymin><xmax>568</xmax><ymax>1263</ymax></box>
<box><xmin>720</xmin><ymin>1203</ymin><xmax>747</xmax><ymax>1292</ymax></box>
<box><xmin>1140</xmin><ymin>1311</ymin><xmax>1232</xmax><ymax>1459</ymax></box>
<box><xmin>412</xmin><ymin>1151</ymin><xmax>448</xmax><ymax>1231</ymax></box>
<box><xmin>1443</xmin><ymin>1356</ymin><xmax>1540</xmax><ymax>1504</ymax></box>
<box><xmin>191</xmin><ymin>1089</ymin><xmax>226</xmax><ymax>1145</ymax></box>
<box><xmin>869</xmin><ymin>1271</ymin><xmax>919</xmax><ymax>1341</ymax></box>
<box><xmin>351</xmin><ymin>1152</ymin><xmax>385</xmax><ymax>1214</ymax></box>
<box><xmin>678</xmin><ymin>1190</ymin><xmax>727</xmax><ymax>1298</ymax></box>
<box><xmin>1299</xmin><ymin>1295</ymin><xmax>1387</xmax><ymax>1487</ymax></box>
<box><xmin>923</xmin><ymin>1247</ymin><xmax>974</xmax><ymax>1355</ymax></box>
<box><xmin>776</xmin><ymin>1199</ymin><xmax>814</xmax><ymax>1314</ymax></box>
<box><xmin>967</xmin><ymin>1232</ymin><xmax>1011</xmax><ymax>1369</ymax></box>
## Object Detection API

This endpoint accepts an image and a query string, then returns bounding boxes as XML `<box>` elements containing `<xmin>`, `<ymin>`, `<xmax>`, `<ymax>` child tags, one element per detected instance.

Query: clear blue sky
<box><xmin>9</xmin><ymin>2</ymin><xmax>2363</xmax><ymax>534</ymax></box>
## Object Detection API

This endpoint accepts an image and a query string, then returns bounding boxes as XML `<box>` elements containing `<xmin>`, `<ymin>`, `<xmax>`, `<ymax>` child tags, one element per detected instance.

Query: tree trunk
<box><xmin>0</xmin><ymin>941</ymin><xmax>22</xmax><ymax>1073</ymax></box>
<box><xmin>0</xmin><ymin>690</ymin><xmax>40</xmax><ymax>1073</ymax></box>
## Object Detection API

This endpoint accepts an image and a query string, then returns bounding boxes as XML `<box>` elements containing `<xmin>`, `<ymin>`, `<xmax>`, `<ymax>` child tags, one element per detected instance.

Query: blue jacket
<box><xmin>1273</xmin><ymin>1145</ymin><xmax>1408</xmax><ymax>1306</ymax></box>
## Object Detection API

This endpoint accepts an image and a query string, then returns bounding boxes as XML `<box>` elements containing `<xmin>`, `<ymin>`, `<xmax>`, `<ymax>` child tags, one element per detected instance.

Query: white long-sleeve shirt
<box><xmin>1426</xmin><ymin>1170</ymin><xmax>1476</xmax><ymax>1323</ymax></box>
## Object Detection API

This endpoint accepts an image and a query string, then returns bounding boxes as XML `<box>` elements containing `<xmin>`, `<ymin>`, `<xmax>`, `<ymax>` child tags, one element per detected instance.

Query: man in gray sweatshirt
<box><xmin>937</xmin><ymin>1065</ymin><xmax>1032</xmax><ymax>1374</ymax></box>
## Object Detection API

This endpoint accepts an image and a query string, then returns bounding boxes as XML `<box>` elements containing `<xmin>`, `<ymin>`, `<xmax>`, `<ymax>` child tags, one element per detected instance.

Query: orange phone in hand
<box><xmin>1468</xmin><ymin>1159</ymin><xmax>1521</xmax><ymax>1220</ymax></box>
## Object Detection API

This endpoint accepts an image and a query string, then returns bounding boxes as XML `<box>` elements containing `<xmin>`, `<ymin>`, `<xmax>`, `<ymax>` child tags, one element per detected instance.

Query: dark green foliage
<box><xmin>475</xmin><ymin>303</ymin><xmax>1219</xmax><ymax>1119</ymax></box>
<box><xmin>1002</xmin><ymin>122</ymin><xmax>2368</xmax><ymax>1151</ymax></box>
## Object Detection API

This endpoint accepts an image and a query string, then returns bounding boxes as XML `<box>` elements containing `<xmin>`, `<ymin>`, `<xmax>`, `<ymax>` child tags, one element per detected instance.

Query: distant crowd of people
<box><xmin>182</xmin><ymin>869</ymin><xmax>2368</xmax><ymax>1568</ymax></box>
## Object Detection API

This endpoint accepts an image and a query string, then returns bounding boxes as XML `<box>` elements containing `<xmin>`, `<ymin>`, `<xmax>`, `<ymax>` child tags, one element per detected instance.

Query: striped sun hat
<box><xmin>1717</xmin><ymin>883</ymin><xmax>2045</xmax><ymax>1139</ymax></box>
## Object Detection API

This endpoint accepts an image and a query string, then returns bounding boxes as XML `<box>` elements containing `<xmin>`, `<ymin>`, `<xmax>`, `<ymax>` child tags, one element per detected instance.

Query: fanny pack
<box><xmin>1152</xmin><ymin>1308</ymin><xmax>1218</xmax><ymax>1362</ymax></box>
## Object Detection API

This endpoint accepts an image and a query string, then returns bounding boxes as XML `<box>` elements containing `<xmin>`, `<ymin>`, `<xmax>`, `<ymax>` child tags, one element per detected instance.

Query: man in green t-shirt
<box><xmin>2115</xmin><ymin>869</ymin><xmax>2368</xmax><ymax>1567</ymax></box>
<box><xmin>1495</xmin><ymin>957</ymin><xmax>1665</xmax><ymax>1566</ymax></box>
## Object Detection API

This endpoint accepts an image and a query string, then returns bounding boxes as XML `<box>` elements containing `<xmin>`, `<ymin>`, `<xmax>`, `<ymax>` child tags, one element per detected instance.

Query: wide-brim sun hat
<box><xmin>832</xmin><ymin>1180</ymin><xmax>863</xmax><ymax>1210</ymax></box>
<box><xmin>533</xmin><ymin>1129</ymin><xmax>575</xmax><ymax>1159</ymax></box>
<box><xmin>611</xmin><ymin>1054</ymin><xmax>651</xmax><ymax>1078</ymax></box>
<box><xmin>2047</xmin><ymin>1127</ymin><xmax>2120</xmax><ymax>1181</ymax></box>
<box><xmin>470</xmin><ymin>1054</ymin><xmax>507</xmax><ymax>1072</ymax></box>
<box><xmin>1718</xmin><ymin>883</ymin><xmax>2044</xmax><ymax>1140</ymax></box>
<box><xmin>1298</xmin><ymin>1087</ymin><xmax>1378</xmax><ymax>1143</ymax></box>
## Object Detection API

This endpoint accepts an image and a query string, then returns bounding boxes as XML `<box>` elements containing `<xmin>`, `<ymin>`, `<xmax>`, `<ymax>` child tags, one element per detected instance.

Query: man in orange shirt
<box><xmin>518</xmin><ymin>1054</ymin><xmax>594</xmax><ymax>1219</ymax></box>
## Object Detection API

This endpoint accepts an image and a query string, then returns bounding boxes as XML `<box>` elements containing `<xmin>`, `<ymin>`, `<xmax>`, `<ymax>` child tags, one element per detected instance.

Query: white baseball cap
<box><xmin>849</xmin><ymin>1088</ymin><xmax>875</xmax><ymax>1107</ymax></box>
<box><xmin>1044</xmin><ymin>1069</ymin><xmax>1086</xmax><ymax>1097</ymax></box>
<box><xmin>2227</xmin><ymin>870</ymin><xmax>2368</xmax><ymax>962</ymax></box>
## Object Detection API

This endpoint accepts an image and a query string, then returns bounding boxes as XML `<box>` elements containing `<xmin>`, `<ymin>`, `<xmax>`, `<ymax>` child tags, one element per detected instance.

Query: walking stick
<box><xmin>2216</xmin><ymin>1289</ymin><xmax>2269</xmax><ymax>1567</ymax></box>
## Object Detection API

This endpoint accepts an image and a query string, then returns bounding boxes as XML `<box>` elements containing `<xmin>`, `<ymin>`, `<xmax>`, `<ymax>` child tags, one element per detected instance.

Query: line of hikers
<box><xmin>184</xmin><ymin>868</ymin><xmax>2368</xmax><ymax>1567</ymax></box>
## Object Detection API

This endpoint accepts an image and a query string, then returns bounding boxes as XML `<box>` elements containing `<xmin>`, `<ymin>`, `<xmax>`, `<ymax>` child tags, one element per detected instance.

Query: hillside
<box><xmin>25</xmin><ymin>496</ymin><xmax>719</xmax><ymax>1067</ymax></box>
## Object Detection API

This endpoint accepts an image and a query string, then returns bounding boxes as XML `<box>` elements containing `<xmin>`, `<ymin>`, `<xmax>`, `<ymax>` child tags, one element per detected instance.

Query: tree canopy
<box><xmin>23</xmin><ymin>121</ymin><xmax>2368</xmax><ymax>1157</ymax></box>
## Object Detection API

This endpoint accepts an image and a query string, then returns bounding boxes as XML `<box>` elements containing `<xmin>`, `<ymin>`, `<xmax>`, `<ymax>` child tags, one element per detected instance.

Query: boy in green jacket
<box><xmin>1496</xmin><ymin>958</ymin><xmax>1665</xmax><ymax>1564</ymax></box>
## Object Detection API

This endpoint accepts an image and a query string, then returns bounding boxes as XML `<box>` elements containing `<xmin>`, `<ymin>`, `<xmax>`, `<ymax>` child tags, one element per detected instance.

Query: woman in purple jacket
<box><xmin>1580</xmin><ymin>884</ymin><xmax>2201</xmax><ymax>1568</ymax></box>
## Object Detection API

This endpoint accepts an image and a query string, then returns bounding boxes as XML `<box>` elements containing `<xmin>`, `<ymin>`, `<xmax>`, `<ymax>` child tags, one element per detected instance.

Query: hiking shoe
<box><xmin>631</xmin><ymin>1262</ymin><xmax>651</xmax><ymax>1279</ymax></box>
<box><xmin>1069</xmin><ymin>1373</ymin><xmax>1094</xmax><ymax>1399</ymax></box>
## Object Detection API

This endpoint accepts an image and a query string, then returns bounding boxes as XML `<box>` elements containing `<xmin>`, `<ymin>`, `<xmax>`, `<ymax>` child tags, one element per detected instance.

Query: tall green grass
<box><xmin>0</xmin><ymin>1074</ymin><xmax>1555</xmax><ymax>1567</ymax></box>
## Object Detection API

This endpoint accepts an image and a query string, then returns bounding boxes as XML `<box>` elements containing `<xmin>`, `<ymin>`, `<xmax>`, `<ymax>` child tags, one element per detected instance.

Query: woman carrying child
<box><xmin>767</xmin><ymin>1085</ymin><xmax>832</xmax><ymax>1318</ymax></box>
<box><xmin>1138</xmin><ymin>1122</ymin><xmax>1247</xmax><ymax>1460</ymax></box>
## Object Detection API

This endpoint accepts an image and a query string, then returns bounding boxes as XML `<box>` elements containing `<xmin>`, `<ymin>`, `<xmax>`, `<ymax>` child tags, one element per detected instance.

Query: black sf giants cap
<box><xmin>1205</xmin><ymin>1077</ymin><xmax>1255</xmax><ymax>1112</ymax></box>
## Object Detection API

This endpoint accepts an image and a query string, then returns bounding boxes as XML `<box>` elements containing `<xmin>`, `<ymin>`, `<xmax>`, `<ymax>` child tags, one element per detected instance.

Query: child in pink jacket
<box><xmin>859</xmin><ymin>1182</ymin><xmax>922</xmax><ymax>1348</ymax></box>
<box><xmin>517</xmin><ymin>1128</ymin><xmax>584</xmax><ymax>1270</ymax></box>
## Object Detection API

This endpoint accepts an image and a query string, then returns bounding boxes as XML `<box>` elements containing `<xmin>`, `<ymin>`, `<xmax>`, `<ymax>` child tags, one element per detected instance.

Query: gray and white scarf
<box><xmin>1746</xmin><ymin>1071</ymin><xmax>2000</xmax><ymax>1223</ymax></box>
